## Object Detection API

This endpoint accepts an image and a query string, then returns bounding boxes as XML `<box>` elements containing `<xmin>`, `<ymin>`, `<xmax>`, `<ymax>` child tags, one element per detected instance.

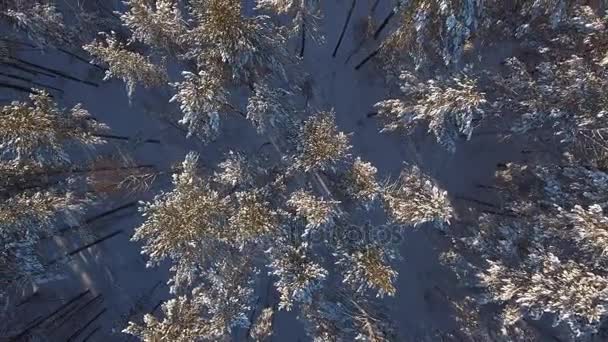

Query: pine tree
<box><xmin>300</xmin><ymin>293</ymin><xmax>352</xmax><ymax>341</ymax></box>
<box><xmin>360</xmin><ymin>0</ymin><xmax>480</xmax><ymax>73</ymax></box>
<box><xmin>481</xmin><ymin>252</ymin><xmax>608</xmax><ymax>337</ymax></box>
<box><xmin>3</xmin><ymin>2</ymin><xmax>74</xmax><ymax>48</ymax></box>
<box><xmin>0</xmin><ymin>91</ymin><xmax>115</xmax><ymax>304</ymax></box>
<box><xmin>295</xmin><ymin>110</ymin><xmax>352</xmax><ymax>172</ymax></box>
<box><xmin>103</xmin><ymin>0</ymin><xmax>294</xmax><ymax>141</ymax></box>
<box><xmin>287</xmin><ymin>189</ymin><xmax>340</xmax><ymax>233</ymax></box>
<box><xmin>246</xmin><ymin>82</ymin><xmax>296</xmax><ymax>135</ymax></box>
<box><xmin>214</xmin><ymin>150</ymin><xmax>255</xmax><ymax>189</ymax></box>
<box><xmin>437</xmin><ymin>4</ymin><xmax>608</xmax><ymax>337</ymax></box>
<box><xmin>185</xmin><ymin>0</ymin><xmax>289</xmax><ymax>84</ymax></box>
<box><xmin>123</xmin><ymin>296</ymin><xmax>211</xmax><ymax>341</ymax></box>
<box><xmin>375</xmin><ymin>72</ymin><xmax>485</xmax><ymax>152</ymax></box>
<box><xmin>120</xmin><ymin>0</ymin><xmax>187</xmax><ymax>53</ymax></box>
<box><xmin>0</xmin><ymin>90</ymin><xmax>108</xmax><ymax>164</ymax></box>
<box><xmin>0</xmin><ymin>190</ymin><xmax>80</xmax><ymax>292</ymax></box>
<box><xmin>382</xmin><ymin>165</ymin><xmax>453</xmax><ymax>228</ymax></box>
<box><xmin>124</xmin><ymin>254</ymin><xmax>257</xmax><ymax>341</ymax></box>
<box><xmin>228</xmin><ymin>189</ymin><xmax>279</xmax><ymax>244</ymax></box>
<box><xmin>169</xmin><ymin>70</ymin><xmax>228</xmax><ymax>141</ymax></box>
<box><xmin>191</xmin><ymin>256</ymin><xmax>256</xmax><ymax>338</ymax></box>
<box><xmin>337</xmin><ymin>244</ymin><xmax>398</xmax><ymax>297</ymax></box>
<box><xmin>257</xmin><ymin>0</ymin><xmax>324</xmax><ymax>55</ymax></box>
<box><xmin>132</xmin><ymin>153</ymin><xmax>230</xmax><ymax>267</ymax></box>
<box><xmin>84</xmin><ymin>32</ymin><xmax>168</xmax><ymax>98</ymax></box>
<box><xmin>348</xmin><ymin>296</ymin><xmax>396</xmax><ymax>341</ymax></box>
<box><xmin>565</xmin><ymin>204</ymin><xmax>608</xmax><ymax>262</ymax></box>
<box><xmin>268</xmin><ymin>242</ymin><xmax>328</xmax><ymax>310</ymax></box>
<box><xmin>299</xmin><ymin>291</ymin><xmax>396</xmax><ymax>341</ymax></box>
<box><xmin>249</xmin><ymin>307</ymin><xmax>274</xmax><ymax>341</ymax></box>
<box><xmin>343</xmin><ymin>157</ymin><xmax>380</xmax><ymax>205</ymax></box>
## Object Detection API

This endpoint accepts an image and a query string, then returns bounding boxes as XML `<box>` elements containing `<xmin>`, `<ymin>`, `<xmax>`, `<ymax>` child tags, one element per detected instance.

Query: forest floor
<box><xmin>2</xmin><ymin>0</ymin><xmax>531</xmax><ymax>341</ymax></box>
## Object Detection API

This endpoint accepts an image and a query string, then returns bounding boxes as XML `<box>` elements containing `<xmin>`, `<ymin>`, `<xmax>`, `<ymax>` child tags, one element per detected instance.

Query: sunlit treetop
<box><xmin>0</xmin><ymin>91</ymin><xmax>107</xmax><ymax>164</ymax></box>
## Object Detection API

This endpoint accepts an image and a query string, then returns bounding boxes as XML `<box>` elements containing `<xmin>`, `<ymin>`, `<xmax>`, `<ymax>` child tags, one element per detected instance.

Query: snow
<box><xmin>3</xmin><ymin>0</ymin><xmax>525</xmax><ymax>340</ymax></box>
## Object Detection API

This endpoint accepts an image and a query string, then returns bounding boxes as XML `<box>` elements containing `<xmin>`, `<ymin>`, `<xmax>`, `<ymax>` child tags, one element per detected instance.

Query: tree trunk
<box><xmin>93</xmin><ymin>0</ymin><xmax>121</xmax><ymax>19</ymax></box>
<box><xmin>481</xmin><ymin>209</ymin><xmax>518</xmax><ymax>218</ymax></box>
<box><xmin>151</xmin><ymin>300</ymin><xmax>163</xmax><ymax>315</ymax></box>
<box><xmin>83</xmin><ymin>202</ymin><xmax>138</xmax><ymax>225</ymax></box>
<box><xmin>64</xmin><ymin>164</ymin><xmax>155</xmax><ymax>176</ymax></box>
<box><xmin>2</xmin><ymin>38</ymin><xmax>105</xmax><ymax>72</ymax></box>
<box><xmin>0</xmin><ymin>37</ymin><xmax>36</xmax><ymax>48</ymax></box>
<box><xmin>344</xmin><ymin>40</ymin><xmax>365</xmax><ymax>64</ymax></box>
<box><xmin>454</xmin><ymin>195</ymin><xmax>500</xmax><ymax>209</ymax></box>
<box><xmin>475</xmin><ymin>183</ymin><xmax>501</xmax><ymax>191</ymax></box>
<box><xmin>16</xmin><ymin>291</ymin><xmax>40</xmax><ymax>307</ymax></box>
<box><xmin>13</xmin><ymin>165</ymin><xmax>154</xmax><ymax>182</ymax></box>
<box><xmin>57</xmin><ymin>47</ymin><xmax>106</xmax><ymax>71</ymax></box>
<box><xmin>333</xmin><ymin>0</ymin><xmax>357</xmax><ymax>57</ymax></box>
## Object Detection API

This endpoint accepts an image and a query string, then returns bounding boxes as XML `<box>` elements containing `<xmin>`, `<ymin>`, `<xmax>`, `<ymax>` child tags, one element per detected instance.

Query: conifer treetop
<box><xmin>0</xmin><ymin>91</ymin><xmax>107</xmax><ymax>164</ymax></box>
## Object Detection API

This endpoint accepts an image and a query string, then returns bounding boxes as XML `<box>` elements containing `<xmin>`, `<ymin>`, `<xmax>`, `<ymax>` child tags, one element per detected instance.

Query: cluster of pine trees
<box><xmin>2</xmin><ymin>0</ymin><xmax>608</xmax><ymax>341</ymax></box>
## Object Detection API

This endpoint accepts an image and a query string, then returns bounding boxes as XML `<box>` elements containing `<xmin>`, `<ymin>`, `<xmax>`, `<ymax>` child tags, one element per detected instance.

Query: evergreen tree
<box><xmin>295</xmin><ymin>110</ymin><xmax>352</xmax><ymax>172</ymax></box>
<box><xmin>382</xmin><ymin>165</ymin><xmax>453</xmax><ymax>228</ymax></box>
<box><xmin>132</xmin><ymin>152</ymin><xmax>230</xmax><ymax>267</ymax></box>
<box><xmin>120</xmin><ymin>0</ymin><xmax>187</xmax><ymax>53</ymax></box>
<box><xmin>185</xmin><ymin>0</ymin><xmax>290</xmax><ymax>84</ymax></box>
<box><xmin>0</xmin><ymin>91</ymin><xmax>107</xmax><ymax>164</ymax></box>
<box><xmin>123</xmin><ymin>295</ymin><xmax>211</xmax><ymax>341</ymax></box>
<box><xmin>433</xmin><ymin>3</ymin><xmax>608</xmax><ymax>338</ymax></box>
<box><xmin>0</xmin><ymin>92</ymin><xmax>111</xmax><ymax>303</ymax></box>
<box><xmin>375</xmin><ymin>72</ymin><xmax>485</xmax><ymax>152</ymax></box>
<box><xmin>249</xmin><ymin>307</ymin><xmax>274</xmax><ymax>341</ymax></box>
<box><xmin>257</xmin><ymin>0</ymin><xmax>324</xmax><ymax>55</ymax></box>
<box><xmin>84</xmin><ymin>32</ymin><xmax>168</xmax><ymax>99</ymax></box>
<box><xmin>169</xmin><ymin>70</ymin><xmax>228</xmax><ymax>141</ymax></box>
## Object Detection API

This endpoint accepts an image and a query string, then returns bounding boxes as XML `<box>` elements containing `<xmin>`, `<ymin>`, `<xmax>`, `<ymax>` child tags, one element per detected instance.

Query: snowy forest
<box><xmin>2</xmin><ymin>0</ymin><xmax>608</xmax><ymax>341</ymax></box>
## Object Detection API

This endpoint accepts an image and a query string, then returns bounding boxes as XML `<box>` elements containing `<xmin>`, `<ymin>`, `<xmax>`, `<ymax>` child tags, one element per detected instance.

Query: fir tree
<box><xmin>343</xmin><ymin>157</ymin><xmax>381</xmax><ymax>205</ymax></box>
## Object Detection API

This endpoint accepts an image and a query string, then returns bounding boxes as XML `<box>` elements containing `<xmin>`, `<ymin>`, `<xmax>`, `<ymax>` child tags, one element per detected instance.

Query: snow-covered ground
<box><xmin>2</xmin><ymin>0</ymin><xmax>528</xmax><ymax>340</ymax></box>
